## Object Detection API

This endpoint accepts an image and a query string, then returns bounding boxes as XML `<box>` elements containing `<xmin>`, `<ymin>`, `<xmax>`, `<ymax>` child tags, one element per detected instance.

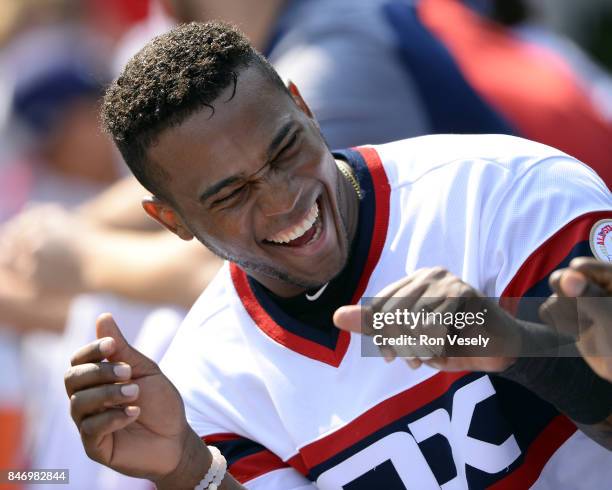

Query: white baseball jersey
<box><xmin>161</xmin><ymin>135</ymin><xmax>612</xmax><ymax>490</ymax></box>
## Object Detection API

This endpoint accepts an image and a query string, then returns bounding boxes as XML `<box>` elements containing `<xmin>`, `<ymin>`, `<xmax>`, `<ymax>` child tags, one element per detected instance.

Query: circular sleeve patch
<box><xmin>590</xmin><ymin>219</ymin><xmax>612</xmax><ymax>263</ymax></box>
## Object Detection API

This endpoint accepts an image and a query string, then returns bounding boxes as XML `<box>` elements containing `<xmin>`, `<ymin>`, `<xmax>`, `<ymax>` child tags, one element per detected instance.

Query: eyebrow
<box><xmin>198</xmin><ymin>121</ymin><xmax>295</xmax><ymax>203</ymax></box>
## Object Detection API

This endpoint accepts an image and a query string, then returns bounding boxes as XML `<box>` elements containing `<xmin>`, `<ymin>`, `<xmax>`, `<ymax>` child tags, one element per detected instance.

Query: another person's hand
<box><xmin>0</xmin><ymin>203</ymin><xmax>223</xmax><ymax>308</ymax></box>
<box><xmin>334</xmin><ymin>267</ymin><xmax>520</xmax><ymax>372</ymax></box>
<box><xmin>64</xmin><ymin>314</ymin><xmax>206</xmax><ymax>484</ymax></box>
<box><xmin>540</xmin><ymin>257</ymin><xmax>612</xmax><ymax>382</ymax></box>
<box><xmin>0</xmin><ymin>267</ymin><xmax>69</xmax><ymax>333</ymax></box>
<box><xmin>0</xmin><ymin>204</ymin><xmax>89</xmax><ymax>295</ymax></box>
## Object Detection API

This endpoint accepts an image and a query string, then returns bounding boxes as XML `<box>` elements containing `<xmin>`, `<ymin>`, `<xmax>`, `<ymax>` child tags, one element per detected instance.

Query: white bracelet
<box><xmin>195</xmin><ymin>446</ymin><xmax>227</xmax><ymax>490</ymax></box>
<box><xmin>209</xmin><ymin>447</ymin><xmax>227</xmax><ymax>490</ymax></box>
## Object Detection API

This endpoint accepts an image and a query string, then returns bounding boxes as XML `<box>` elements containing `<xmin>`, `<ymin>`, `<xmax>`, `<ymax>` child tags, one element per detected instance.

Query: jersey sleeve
<box><xmin>483</xmin><ymin>153</ymin><xmax>611</xmax><ymax>304</ymax></box>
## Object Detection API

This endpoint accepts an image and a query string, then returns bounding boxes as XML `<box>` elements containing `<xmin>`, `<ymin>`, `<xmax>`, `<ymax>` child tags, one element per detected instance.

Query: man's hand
<box><xmin>64</xmin><ymin>314</ymin><xmax>205</xmax><ymax>483</ymax></box>
<box><xmin>540</xmin><ymin>257</ymin><xmax>612</xmax><ymax>382</ymax></box>
<box><xmin>333</xmin><ymin>267</ymin><xmax>520</xmax><ymax>372</ymax></box>
<box><xmin>0</xmin><ymin>205</ymin><xmax>89</xmax><ymax>295</ymax></box>
<box><xmin>0</xmin><ymin>267</ymin><xmax>69</xmax><ymax>333</ymax></box>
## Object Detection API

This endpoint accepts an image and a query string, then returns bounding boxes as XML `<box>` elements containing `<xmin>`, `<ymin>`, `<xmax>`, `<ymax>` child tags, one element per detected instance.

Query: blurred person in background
<box><xmin>416</xmin><ymin>0</ymin><xmax>612</xmax><ymax>185</ymax></box>
<box><xmin>0</xmin><ymin>17</ymin><xmax>121</xmax><ymax>329</ymax></box>
<box><xmin>10</xmin><ymin>0</ymin><xmax>612</xmax><ymax>317</ymax></box>
<box><xmin>7</xmin><ymin>0</ymin><xmax>612</xmax><ymax>326</ymax></box>
<box><xmin>485</xmin><ymin>0</ymin><xmax>612</xmax><ymax>134</ymax></box>
<box><xmin>2</xmin><ymin>0</ymin><xmax>612</xmax><ymax>487</ymax></box>
<box><xmin>12</xmin><ymin>0</ymin><xmax>612</xmax><ymax>314</ymax></box>
<box><xmin>0</xmin><ymin>5</ymin><xmax>121</xmax><ymax>483</ymax></box>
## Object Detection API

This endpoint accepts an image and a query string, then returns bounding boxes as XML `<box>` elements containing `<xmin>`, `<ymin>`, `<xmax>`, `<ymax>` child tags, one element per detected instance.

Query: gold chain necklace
<box><xmin>335</xmin><ymin>159</ymin><xmax>362</xmax><ymax>199</ymax></box>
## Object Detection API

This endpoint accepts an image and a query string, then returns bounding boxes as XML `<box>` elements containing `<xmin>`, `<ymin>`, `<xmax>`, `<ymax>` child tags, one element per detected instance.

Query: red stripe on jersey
<box><xmin>501</xmin><ymin>211</ymin><xmax>612</xmax><ymax>300</ymax></box>
<box><xmin>488</xmin><ymin>416</ymin><xmax>577</xmax><ymax>490</ymax></box>
<box><xmin>203</xmin><ymin>433</ymin><xmax>241</xmax><ymax>443</ymax></box>
<box><xmin>230</xmin><ymin>147</ymin><xmax>391</xmax><ymax>367</ymax></box>
<box><xmin>352</xmin><ymin>147</ymin><xmax>391</xmax><ymax>303</ymax></box>
<box><xmin>292</xmin><ymin>371</ymin><xmax>469</xmax><ymax>470</ymax></box>
<box><xmin>203</xmin><ymin>433</ymin><xmax>290</xmax><ymax>484</ymax></box>
<box><xmin>230</xmin><ymin>265</ymin><xmax>350</xmax><ymax>366</ymax></box>
<box><xmin>228</xmin><ymin>450</ymin><xmax>289</xmax><ymax>484</ymax></box>
<box><xmin>418</xmin><ymin>0</ymin><xmax>612</xmax><ymax>187</ymax></box>
<box><xmin>287</xmin><ymin>453</ymin><xmax>309</xmax><ymax>476</ymax></box>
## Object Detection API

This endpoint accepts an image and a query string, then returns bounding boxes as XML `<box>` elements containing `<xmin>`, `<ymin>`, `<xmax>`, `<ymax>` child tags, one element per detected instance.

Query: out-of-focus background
<box><xmin>0</xmin><ymin>1</ymin><xmax>611</xmax><ymax>489</ymax></box>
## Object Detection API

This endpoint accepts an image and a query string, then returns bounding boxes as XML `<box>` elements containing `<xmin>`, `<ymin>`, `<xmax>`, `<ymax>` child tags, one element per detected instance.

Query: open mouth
<box><xmin>264</xmin><ymin>199</ymin><xmax>323</xmax><ymax>248</ymax></box>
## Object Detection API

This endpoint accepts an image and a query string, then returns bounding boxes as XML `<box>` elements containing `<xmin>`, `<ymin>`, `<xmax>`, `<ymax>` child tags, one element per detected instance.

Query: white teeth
<box><xmin>267</xmin><ymin>202</ymin><xmax>319</xmax><ymax>244</ymax></box>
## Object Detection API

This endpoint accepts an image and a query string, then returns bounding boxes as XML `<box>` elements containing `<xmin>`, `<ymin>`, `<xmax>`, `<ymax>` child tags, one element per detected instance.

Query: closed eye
<box><xmin>212</xmin><ymin>185</ymin><xmax>247</xmax><ymax>207</ymax></box>
<box><xmin>271</xmin><ymin>131</ymin><xmax>299</xmax><ymax>167</ymax></box>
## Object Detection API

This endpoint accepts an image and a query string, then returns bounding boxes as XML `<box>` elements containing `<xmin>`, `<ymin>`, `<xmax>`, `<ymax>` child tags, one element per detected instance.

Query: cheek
<box><xmin>197</xmin><ymin>214</ymin><xmax>255</xmax><ymax>252</ymax></box>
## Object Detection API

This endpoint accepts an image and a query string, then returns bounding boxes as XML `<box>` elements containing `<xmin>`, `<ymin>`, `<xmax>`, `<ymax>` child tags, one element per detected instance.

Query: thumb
<box><xmin>334</xmin><ymin>305</ymin><xmax>367</xmax><ymax>334</ymax></box>
<box><xmin>559</xmin><ymin>269</ymin><xmax>598</xmax><ymax>298</ymax></box>
<box><xmin>559</xmin><ymin>271</ymin><xmax>612</xmax><ymax>332</ymax></box>
<box><xmin>96</xmin><ymin>313</ymin><xmax>158</xmax><ymax>375</ymax></box>
<box><xmin>570</xmin><ymin>257</ymin><xmax>612</xmax><ymax>292</ymax></box>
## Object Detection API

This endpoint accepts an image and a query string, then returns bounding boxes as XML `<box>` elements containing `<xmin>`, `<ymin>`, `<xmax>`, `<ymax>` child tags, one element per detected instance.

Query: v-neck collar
<box><xmin>230</xmin><ymin>146</ymin><xmax>390</xmax><ymax>367</ymax></box>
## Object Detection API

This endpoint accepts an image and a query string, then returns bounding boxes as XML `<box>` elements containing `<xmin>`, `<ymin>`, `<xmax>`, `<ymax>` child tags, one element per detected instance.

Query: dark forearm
<box><xmin>499</xmin><ymin>350</ymin><xmax>612</xmax><ymax>449</ymax></box>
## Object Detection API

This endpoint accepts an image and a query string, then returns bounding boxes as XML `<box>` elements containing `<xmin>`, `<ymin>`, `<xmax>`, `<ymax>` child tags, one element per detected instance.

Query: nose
<box><xmin>257</xmin><ymin>174</ymin><xmax>301</xmax><ymax>217</ymax></box>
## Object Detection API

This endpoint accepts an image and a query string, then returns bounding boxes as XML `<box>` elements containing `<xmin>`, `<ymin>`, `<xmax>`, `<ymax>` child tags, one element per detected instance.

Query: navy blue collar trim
<box><xmin>247</xmin><ymin>150</ymin><xmax>375</xmax><ymax>349</ymax></box>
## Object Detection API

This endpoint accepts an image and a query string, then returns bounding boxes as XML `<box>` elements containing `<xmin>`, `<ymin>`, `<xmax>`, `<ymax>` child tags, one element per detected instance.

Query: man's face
<box><xmin>147</xmin><ymin>66</ymin><xmax>352</xmax><ymax>291</ymax></box>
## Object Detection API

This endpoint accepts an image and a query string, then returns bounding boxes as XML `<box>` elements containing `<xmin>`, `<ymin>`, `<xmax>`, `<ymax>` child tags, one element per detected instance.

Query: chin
<box><xmin>265</xmin><ymin>251</ymin><xmax>349</xmax><ymax>291</ymax></box>
<box><xmin>301</xmin><ymin>248</ymin><xmax>349</xmax><ymax>287</ymax></box>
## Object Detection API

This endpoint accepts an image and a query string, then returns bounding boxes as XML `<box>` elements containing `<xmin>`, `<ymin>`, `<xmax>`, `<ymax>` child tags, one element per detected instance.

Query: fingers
<box><xmin>406</xmin><ymin>357</ymin><xmax>423</xmax><ymax>369</ymax></box>
<box><xmin>369</xmin><ymin>267</ymin><xmax>448</xmax><ymax>312</ymax></box>
<box><xmin>569</xmin><ymin>257</ymin><xmax>612</xmax><ymax>291</ymax></box>
<box><xmin>80</xmin><ymin>406</ymin><xmax>140</xmax><ymax>457</ymax></box>
<box><xmin>559</xmin><ymin>269</ymin><xmax>588</xmax><ymax>297</ymax></box>
<box><xmin>548</xmin><ymin>269</ymin><xmax>563</xmax><ymax>295</ymax></box>
<box><xmin>338</xmin><ymin>268</ymin><xmax>462</xmax><ymax>363</ymax></box>
<box><xmin>333</xmin><ymin>305</ymin><xmax>362</xmax><ymax>333</ymax></box>
<box><xmin>575</xmin><ymin>295</ymin><xmax>612</xmax><ymax>326</ymax></box>
<box><xmin>70</xmin><ymin>314</ymin><xmax>145</xmax><ymax>368</ymax></box>
<box><xmin>96</xmin><ymin>313</ymin><xmax>126</xmax><ymax>351</ymax></box>
<box><xmin>565</xmin><ymin>269</ymin><xmax>607</xmax><ymax>298</ymax></box>
<box><xmin>95</xmin><ymin>314</ymin><xmax>157</xmax><ymax>375</ymax></box>
<box><xmin>71</xmin><ymin>337</ymin><xmax>116</xmax><ymax>367</ymax></box>
<box><xmin>560</xmin><ymin>268</ymin><xmax>607</xmax><ymax>298</ymax></box>
<box><xmin>548</xmin><ymin>268</ymin><xmax>597</xmax><ymax>298</ymax></box>
<box><xmin>368</xmin><ymin>275</ymin><xmax>415</xmax><ymax>312</ymax></box>
<box><xmin>65</xmin><ymin>362</ymin><xmax>131</xmax><ymax>397</ymax></box>
<box><xmin>71</xmin><ymin>382</ymin><xmax>139</xmax><ymax>424</ymax></box>
<box><xmin>380</xmin><ymin>346</ymin><xmax>397</xmax><ymax>362</ymax></box>
<box><xmin>548</xmin><ymin>266</ymin><xmax>604</xmax><ymax>298</ymax></box>
<box><xmin>333</xmin><ymin>270</ymin><xmax>438</xmax><ymax>334</ymax></box>
<box><xmin>555</xmin><ymin>262</ymin><xmax>611</xmax><ymax>329</ymax></box>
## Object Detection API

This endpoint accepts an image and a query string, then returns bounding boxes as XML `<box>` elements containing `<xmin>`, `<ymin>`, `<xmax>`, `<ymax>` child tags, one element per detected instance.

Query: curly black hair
<box><xmin>102</xmin><ymin>22</ymin><xmax>287</xmax><ymax>200</ymax></box>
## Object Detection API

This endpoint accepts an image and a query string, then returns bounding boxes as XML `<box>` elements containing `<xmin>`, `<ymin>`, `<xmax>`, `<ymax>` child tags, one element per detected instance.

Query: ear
<box><xmin>287</xmin><ymin>80</ymin><xmax>316</xmax><ymax>120</ymax></box>
<box><xmin>142</xmin><ymin>196</ymin><xmax>194</xmax><ymax>241</ymax></box>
